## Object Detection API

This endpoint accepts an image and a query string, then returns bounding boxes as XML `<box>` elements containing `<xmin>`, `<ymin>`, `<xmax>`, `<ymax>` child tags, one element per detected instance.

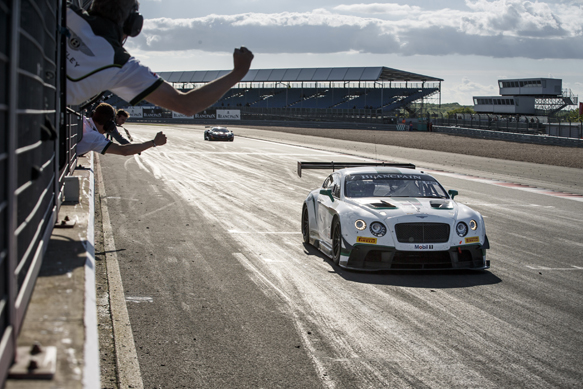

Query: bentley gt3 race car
<box><xmin>204</xmin><ymin>126</ymin><xmax>234</xmax><ymax>141</ymax></box>
<box><xmin>299</xmin><ymin>162</ymin><xmax>490</xmax><ymax>271</ymax></box>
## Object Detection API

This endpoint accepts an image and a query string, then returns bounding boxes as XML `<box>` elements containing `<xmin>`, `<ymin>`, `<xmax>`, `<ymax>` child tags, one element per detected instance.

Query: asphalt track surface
<box><xmin>98</xmin><ymin>124</ymin><xmax>583</xmax><ymax>388</ymax></box>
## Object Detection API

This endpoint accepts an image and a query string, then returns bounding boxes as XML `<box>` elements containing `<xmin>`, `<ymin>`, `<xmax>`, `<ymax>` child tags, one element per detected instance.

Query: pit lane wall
<box><xmin>1</xmin><ymin>0</ymin><xmax>83</xmax><ymax>385</ymax></box>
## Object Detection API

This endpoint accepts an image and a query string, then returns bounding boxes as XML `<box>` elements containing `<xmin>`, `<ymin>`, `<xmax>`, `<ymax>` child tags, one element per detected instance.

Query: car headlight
<box><xmin>469</xmin><ymin>220</ymin><xmax>478</xmax><ymax>231</ymax></box>
<box><xmin>456</xmin><ymin>222</ymin><xmax>468</xmax><ymax>237</ymax></box>
<box><xmin>370</xmin><ymin>222</ymin><xmax>387</xmax><ymax>237</ymax></box>
<box><xmin>355</xmin><ymin>220</ymin><xmax>367</xmax><ymax>231</ymax></box>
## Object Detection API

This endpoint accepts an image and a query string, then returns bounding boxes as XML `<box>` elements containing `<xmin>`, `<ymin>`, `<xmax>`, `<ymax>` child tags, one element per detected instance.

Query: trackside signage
<box><xmin>172</xmin><ymin>112</ymin><xmax>194</xmax><ymax>119</ymax></box>
<box><xmin>217</xmin><ymin>110</ymin><xmax>241</xmax><ymax>120</ymax></box>
<box><xmin>195</xmin><ymin>110</ymin><xmax>216</xmax><ymax>119</ymax></box>
<box><xmin>125</xmin><ymin>106</ymin><xmax>143</xmax><ymax>118</ymax></box>
<box><xmin>143</xmin><ymin>107</ymin><xmax>172</xmax><ymax>118</ymax></box>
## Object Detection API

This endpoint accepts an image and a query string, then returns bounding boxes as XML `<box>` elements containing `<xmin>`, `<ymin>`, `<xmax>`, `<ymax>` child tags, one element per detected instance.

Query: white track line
<box><xmin>95</xmin><ymin>154</ymin><xmax>144</xmax><ymax>389</ymax></box>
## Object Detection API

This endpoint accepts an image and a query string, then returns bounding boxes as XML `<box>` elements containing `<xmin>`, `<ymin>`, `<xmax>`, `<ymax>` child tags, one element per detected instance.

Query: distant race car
<box><xmin>299</xmin><ymin>162</ymin><xmax>490</xmax><ymax>271</ymax></box>
<box><xmin>204</xmin><ymin>126</ymin><xmax>234</xmax><ymax>141</ymax></box>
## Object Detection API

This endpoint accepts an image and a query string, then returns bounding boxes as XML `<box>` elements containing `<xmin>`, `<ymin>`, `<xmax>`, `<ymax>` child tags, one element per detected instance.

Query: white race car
<box><xmin>299</xmin><ymin>162</ymin><xmax>490</xmax><ymax>271</ymax></box>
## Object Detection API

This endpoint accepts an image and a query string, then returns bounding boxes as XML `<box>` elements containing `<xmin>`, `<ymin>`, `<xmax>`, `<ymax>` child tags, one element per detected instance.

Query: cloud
<box><xmin>125</xmin><ymin>1</ymin><xmax>583</xmax><ymax>59</ymax></box>
<box><xmin>333</xmin><ymin>3</ymin><xmax>422</xmax><ymax>16</ymax></box>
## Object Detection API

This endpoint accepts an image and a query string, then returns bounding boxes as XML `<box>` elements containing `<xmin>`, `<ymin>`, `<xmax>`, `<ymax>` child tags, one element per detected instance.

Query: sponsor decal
<box><xmin>465</xmin><ymin>237</ymin><xmax>480</xmax><ymax>244</ymax></box>
<box><xmin>217</xmin><ymin>110</ymin><xmax>241</xmax><ymax>120</ymax></box>
<box><xmin>351</xmin><ymin>173</ymin><xmax>425</xmax><ymax>181</ymax></box>
<box><xmin>68</xmin><ymin>31</ymin><xmax>94</xmax><ymax>57</ymax></box>
<box><xmin>357</xmin><ymin>236</ymin><xmax>377</xmax><ymax>244</ymax></box>
<box><xmin>414</xmin><ymin>244</ymin><xmax>434</xmax><ymax>250</ymax></box>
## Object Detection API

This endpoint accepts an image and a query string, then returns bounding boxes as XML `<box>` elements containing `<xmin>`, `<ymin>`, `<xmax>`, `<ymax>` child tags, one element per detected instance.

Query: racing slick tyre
<box><xmin>301</xmin><ymin>205</ymin><xmax>310</xmax><ymax>244</ymax></box>
<box><xmin>204</xmin><ymin>134</ymin><xmax>208</xmax><ymax>140</ymax></box>
<box><xmin>332</xmin><ymin>218</ymin><xmax>342</xmax><ymax>265</ymax></box>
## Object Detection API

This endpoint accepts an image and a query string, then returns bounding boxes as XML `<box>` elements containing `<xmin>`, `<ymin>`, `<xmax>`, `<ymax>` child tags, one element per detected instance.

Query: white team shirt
<box><xmin>66</xmin><ymin>7</ymin><xmax>163</xmax><ymax>106</ymax></box>
<box><xmin>77</xmin><ymin>117</ymin><xmax>112</xmax><ymax>155</ymax></box>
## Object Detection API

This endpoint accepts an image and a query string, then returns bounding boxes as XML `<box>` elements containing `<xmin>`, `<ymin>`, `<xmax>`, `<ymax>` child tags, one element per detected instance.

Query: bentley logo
<box><xmin>68</xmin><ymin>32</ymin><xmax>95</xmax><ymax>57</ymax></box>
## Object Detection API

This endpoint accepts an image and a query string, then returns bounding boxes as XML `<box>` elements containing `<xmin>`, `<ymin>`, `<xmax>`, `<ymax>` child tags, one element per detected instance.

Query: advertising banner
<box><xmin>143</xmin><ymin>107</ymin><xmax>172</xmax><ymax>119</ymax></box>
<box><xmin>124</xmin><ymin>106</ymin><xmax>143</xmax><ymax>118</ymax></box>
<box><xmin>194</xmin><ymin>109</ymin><xmax>216</xmax><ymax>119</ymax></box>
<box><xmin>172</xmin><ymin>112</ymin><xmax>195</xmax><ymax>119</ymax></box>
<box><xmin>216</xmin><ymin>110</ymin><xmax>241</xmax><ymax>120</ymax></box>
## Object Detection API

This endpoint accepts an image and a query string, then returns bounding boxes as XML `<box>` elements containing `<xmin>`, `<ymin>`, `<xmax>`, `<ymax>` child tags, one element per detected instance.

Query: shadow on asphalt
<box><xmin>302</xmin><ymin>243</ymin><xmax>502</xmax><ymax>289</ymax></box>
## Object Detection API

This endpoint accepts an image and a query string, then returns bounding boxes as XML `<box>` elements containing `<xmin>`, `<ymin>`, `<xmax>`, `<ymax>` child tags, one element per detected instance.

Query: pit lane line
<box><xmin>95</xmin><ymin>154</ymin><xmax>144</xmax><ymax>389</ymax></box>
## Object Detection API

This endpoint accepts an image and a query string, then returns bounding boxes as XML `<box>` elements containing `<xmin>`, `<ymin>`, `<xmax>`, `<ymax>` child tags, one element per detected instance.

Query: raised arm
<box><xmin>105</xmin><ymin>131</ymin><xmax>167</xmax><ymax>156</ymax></box>
<box><xmin>144</xmin><ymin>47</ymin><xmax>254</xmax><ymax>116</ymax></box>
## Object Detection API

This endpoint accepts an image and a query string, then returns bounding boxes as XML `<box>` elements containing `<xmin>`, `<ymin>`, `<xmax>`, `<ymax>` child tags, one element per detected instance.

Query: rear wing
<box><xmin>297</xmin><ymin>161</ymin><xmax>416</xmax><ymax>177</ymax></box>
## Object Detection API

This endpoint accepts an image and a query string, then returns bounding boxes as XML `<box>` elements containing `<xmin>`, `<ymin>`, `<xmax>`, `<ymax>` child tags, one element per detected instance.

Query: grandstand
<box><xmin>106</xmin><ymin>66</ymin><xmax>443</xmax><ymax>117</ymax></box>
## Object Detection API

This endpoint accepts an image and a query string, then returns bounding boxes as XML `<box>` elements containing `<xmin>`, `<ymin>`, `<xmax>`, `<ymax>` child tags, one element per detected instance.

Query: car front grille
<box><xmin>395</xmin><ymin>223</ymin><xmax>450</xmax><ymax>243</ymax></box>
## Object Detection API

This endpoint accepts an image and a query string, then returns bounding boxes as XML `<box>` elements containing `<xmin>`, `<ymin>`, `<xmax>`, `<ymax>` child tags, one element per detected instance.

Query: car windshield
<box><xmin>344</xmin><ymin>173</ymin><xmax>448</xmax><ymax>198</ymax></box>
<box><xmin>213</xmin><ymin>128</ymin><xmax>229</xmax><ymax>133</ymax></box>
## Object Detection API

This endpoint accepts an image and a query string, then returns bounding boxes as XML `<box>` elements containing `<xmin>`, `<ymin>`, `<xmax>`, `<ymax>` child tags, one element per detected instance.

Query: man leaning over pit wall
<box><xmin>66</xmin><ymin>0</ymin><xmax>254</xmax><ymax>115</ymax></box>
<box><xmin>77</xmin><ymin>102</ymin><xmax>167</xmax><ymax>156</ymax></box>
<box><xmin>104</xmin><ymin>109</ymin><xmax>132</xmax><ymax>144</ymax></box>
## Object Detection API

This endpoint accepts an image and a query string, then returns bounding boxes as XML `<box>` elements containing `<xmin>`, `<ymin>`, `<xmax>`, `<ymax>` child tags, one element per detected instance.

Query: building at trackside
<box><xmin>105</xmin><ymin>66</ymin><xmax>443</xmax><ymax>118</ymax></box>
<box><xmin>473</xmin><ymin>78</ymin><xmax>578</xmax><ymax>117</ymax></box>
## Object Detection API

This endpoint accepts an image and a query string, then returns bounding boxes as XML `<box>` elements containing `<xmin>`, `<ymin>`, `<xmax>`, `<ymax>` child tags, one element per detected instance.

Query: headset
<box><xmin>123</xmin><ymin>3</ymin><xmax>143</xmax><ymax>37</ymax></box>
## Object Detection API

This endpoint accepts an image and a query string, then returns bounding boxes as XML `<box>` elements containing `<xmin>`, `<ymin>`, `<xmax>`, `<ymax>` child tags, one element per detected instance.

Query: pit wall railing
<box><xmin>128</xmin><ymin>106</ymin><xmax>583</xmax><ymax>141</ymax></box>
<box><xmin>0</xmin><ymin>0</ymin><xmax>81</xmax><ymax>384</ymax></box>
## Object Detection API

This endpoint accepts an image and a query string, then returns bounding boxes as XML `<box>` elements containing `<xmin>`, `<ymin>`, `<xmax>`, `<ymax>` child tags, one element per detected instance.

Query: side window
<box><xmin>322</xmin><ymin>176</ymin><xmax>331</xmax><ymax>189</ymax></box>
<box><xmin>331</xmin><ymin>174</ymin><xmax>341</xmax><ymax>198</ymax></box>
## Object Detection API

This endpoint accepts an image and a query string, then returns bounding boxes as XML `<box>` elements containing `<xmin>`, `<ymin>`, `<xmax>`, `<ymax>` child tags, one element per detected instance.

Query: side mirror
<box><xmin>319</xmin><ymin>189</ymin><xmax>334</xmax><ymax>202</ymax></box>
<box><xmin>448</xmin><ymin>189</ymin><xmax>458</xmax><ymax>200</ymax></box>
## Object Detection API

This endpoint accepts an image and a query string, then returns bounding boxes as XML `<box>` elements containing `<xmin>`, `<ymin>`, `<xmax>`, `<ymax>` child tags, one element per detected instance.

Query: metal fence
<box><xmin>434</xmin><ymin>113</ymin><xmax>583</xmax><ymax>139</ymax></box>
<box><xmin>0</xmin><ymin>0</ymin><xmax>79</xmax><ymax>384</ymax></box>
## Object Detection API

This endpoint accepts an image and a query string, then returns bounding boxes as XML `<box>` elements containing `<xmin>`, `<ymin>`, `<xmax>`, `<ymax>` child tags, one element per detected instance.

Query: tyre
<box><xmin>301</xmin><ymin>205</ymin><xmax>310</xmax><ymax>244</ymax></box>
<box><xmin>332</xmin><ymin>218</ymin><xmax>342</xmax><ymax>265</ymax></box>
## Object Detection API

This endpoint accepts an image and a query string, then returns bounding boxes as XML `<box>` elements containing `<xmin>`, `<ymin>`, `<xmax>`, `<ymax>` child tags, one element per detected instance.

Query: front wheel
<box><xmin>332</xmin><ymin>218</ymin><xmax>342</xmax><ymax>265</ymax></box>
<box><xmin>301</xmin><ymin>205</ymin><xmax>310</xmax><ymax>244</ymax></box>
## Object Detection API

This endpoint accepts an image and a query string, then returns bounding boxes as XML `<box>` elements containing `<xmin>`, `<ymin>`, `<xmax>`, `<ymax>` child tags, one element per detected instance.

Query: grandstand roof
<box><xmin>157</xmin><ymin>66</ymin><xmax>443</xmax><ymax>84</ymax></box>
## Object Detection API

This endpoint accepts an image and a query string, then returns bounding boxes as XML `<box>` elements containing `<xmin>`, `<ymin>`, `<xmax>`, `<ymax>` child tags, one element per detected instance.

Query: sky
<box><xmin>125</xmin><ymin>0</ymin><xmax>583</xmax><ymax>105</ymax></box>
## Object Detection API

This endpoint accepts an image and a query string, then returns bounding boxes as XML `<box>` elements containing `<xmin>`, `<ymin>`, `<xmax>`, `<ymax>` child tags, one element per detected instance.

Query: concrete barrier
<box><xmin>434</xmin><ymin>126</ymin><xmax>583</xmax><ymax>148</ymax></box>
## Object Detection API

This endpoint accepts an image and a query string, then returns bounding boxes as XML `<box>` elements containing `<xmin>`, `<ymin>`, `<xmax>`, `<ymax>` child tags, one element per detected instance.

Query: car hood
<box><xmin>346</xmin><ymin>197</ymin><xmax>460</xmax><ymax>219</ymax></box>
